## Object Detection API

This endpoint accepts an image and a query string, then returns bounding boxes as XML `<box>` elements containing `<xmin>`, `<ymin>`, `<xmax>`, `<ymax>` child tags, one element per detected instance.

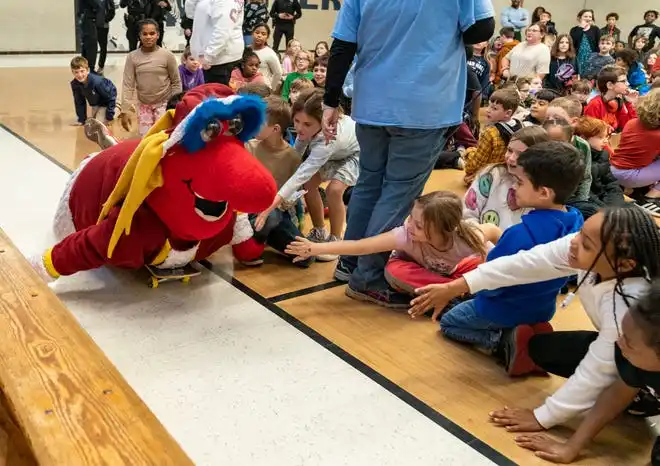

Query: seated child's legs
<box><xmin>439</xmin><ymin>299</ymin><xmax>507</xmax><ymax>351</ymax></box>
<box><xmin>528</xmin><ymin>330</ymin><xmax>598</xmax><ymax>378</ymax></box>
<box><xmin>326</xmin><ymin>179</ymin><xmax>348</xmax><ymax>238</ymax></box>
<box><xmin>249</xmin><ymin>209</ymin><xmax>284</xmax><ymax>244</ymax></box>
<box><xmin>265</xmin><ymin>210</ymin><xmax>302</xmax><ymax>253</ymax></box>
<box><xmin>385</xmin><ymin>257</ymin><xmax>464</xmax><ymax>294</ymax></box>
<box><xmin>610</xmin><ymin>159</ymin><xmax>660</xmax><ymax>190</ymax></box>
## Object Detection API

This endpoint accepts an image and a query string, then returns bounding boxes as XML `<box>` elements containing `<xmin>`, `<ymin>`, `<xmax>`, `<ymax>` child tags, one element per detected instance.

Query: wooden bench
<box><xmin>0</xmin><ymin>229</ymin><xmax>193</xmax><ymax>465</ymax></box>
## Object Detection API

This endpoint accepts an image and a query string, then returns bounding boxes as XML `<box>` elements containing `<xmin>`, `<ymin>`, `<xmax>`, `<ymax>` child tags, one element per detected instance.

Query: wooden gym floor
<box><xmin>0</xmin><ymin>56</ymin><xmax>653</xmax><ymax>465</ymax></box>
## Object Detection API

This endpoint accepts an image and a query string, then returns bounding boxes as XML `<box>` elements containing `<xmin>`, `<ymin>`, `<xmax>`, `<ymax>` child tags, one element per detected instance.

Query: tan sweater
<box><xmin>121</xmin><ymin>46</ymin><xmax>182</xmax><ymax>108</ymax></box>
<box><xmin>245</xmin><ymin>139</ymin><xmax>301</xmax><ymax>189</ymax></box>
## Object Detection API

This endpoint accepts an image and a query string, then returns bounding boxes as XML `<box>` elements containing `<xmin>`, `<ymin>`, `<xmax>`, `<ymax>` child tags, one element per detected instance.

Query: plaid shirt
<box><xmin>463</xmin><ymin>125</ymin><xmax>508</xmax><ymax>185</ymax></box>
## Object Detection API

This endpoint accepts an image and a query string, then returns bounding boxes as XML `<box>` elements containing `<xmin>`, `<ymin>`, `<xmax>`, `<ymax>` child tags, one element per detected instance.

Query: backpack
<box><xmin>493</xmin><ymin>119</ymin><xmax>523</xmax><ymax>145</ymax></box>
<box><xmin>105</xmin><ymin>0</ymin><xmax>116</xmax><ymax>22</ymax></box>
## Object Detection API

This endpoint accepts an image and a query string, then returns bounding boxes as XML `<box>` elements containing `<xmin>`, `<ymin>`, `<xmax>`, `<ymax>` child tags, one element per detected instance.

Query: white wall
<box><xmin>0</xmin><ymin>0</ymin><xmax>76</xmax><ymax>52</ymax></box>
<box><xmin>1</xmin><ymin>0</ymin><xmax>657</xmax><ymax>54</ymax></box>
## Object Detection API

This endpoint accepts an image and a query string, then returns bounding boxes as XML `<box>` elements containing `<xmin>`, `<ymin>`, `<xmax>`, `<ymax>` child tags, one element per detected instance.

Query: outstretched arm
<box><xmin>285</xmin><ymin>230</ymin><xmax>398</xmax><ymax>262</ymax></box>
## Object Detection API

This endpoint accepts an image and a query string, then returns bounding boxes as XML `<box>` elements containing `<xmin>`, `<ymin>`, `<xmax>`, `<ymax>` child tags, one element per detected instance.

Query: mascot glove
<box><xmin>29</xmin><ymin>249</ymin><xmax>59</xmax><ymax>284</ymax></box>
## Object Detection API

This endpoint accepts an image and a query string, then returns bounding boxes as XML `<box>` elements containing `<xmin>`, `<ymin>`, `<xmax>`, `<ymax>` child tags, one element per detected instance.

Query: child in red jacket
<box><xmin>584</xmin><ymin>65</ymin><xmax>637</xmax><ymax>132</ymax></box>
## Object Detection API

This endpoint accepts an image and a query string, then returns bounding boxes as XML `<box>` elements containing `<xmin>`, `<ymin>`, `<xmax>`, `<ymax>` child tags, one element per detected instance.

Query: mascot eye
<box><xmin>201</xmin><ymin>120</ymin><xmax>222</xmax><ymax>142</ymax></box>
<box><xmin>226</xmin><ymin>116</ymin><xmax>244</xmax><ymax>136</ymax></box>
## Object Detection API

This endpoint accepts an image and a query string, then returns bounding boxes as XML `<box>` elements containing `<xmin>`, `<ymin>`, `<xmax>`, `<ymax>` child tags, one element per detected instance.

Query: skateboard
<box><xmin>145</xmin><ymin>263</ymin><xmax>202</xmax><ymax>288</ymax></box>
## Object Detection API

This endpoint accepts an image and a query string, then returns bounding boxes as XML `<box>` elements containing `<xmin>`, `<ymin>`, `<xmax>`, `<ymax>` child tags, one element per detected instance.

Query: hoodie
<box><xmin>186</xmin><ymin>0</ymin><xmax>244</xmax><ymax>67</ymax></box>
<box><xmin>178</xmin><ymin>64</ymin><xmax>205</xmax><ymax>91</ymax></box>
<box><xmin>475</xmin><ymin>207</ymin><xmax>584</xmax><ymax>326</ymax></box>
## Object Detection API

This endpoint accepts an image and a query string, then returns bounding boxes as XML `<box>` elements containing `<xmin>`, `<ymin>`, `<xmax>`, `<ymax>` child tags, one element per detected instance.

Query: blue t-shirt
<box><xmin>332</xmin><ymin>0</ymin><xmax>495</xmax><ymax>129</ymax></box>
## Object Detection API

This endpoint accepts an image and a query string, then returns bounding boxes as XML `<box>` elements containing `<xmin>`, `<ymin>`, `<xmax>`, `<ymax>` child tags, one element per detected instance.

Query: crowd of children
<box><xmin>65</xmin><ymin>5</ymin><xmax>660</xmax><ymax>465</ymax></box>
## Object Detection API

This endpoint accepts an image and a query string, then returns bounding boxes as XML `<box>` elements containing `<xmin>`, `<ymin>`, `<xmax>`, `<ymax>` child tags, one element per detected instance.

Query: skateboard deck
<box><xmin>145</xmin><ymin>263</ymin><xmax>202</xmax><ymax>288</ymax></box>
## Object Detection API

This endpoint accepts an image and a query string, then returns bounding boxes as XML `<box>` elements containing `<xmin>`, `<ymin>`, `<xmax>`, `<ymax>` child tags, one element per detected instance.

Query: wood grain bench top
<box><xmin>0</xmin><ymin>229</ymin><xmax>193</xmax><ymax>465</ymax></box>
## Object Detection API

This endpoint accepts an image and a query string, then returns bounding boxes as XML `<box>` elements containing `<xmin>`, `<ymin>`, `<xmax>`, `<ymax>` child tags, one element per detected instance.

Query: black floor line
<box><xmin>200</xmin><ymin>260</ymin><xmax>516</xmax><ymax>466</ymax></box>
<box><xmin>10</xmin><ymin>126</ymin><xmax>516</xmax><ymax>465</ymax></box>
<box><xmin>268</xmin><ymin>280</ymin><xmax>345</xmax><ymax>303</ymax></box>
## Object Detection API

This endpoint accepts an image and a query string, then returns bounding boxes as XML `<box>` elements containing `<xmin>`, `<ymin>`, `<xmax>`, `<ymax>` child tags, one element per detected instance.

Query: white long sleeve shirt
<box><xmin>278</xmin><ymin>116</ymin><xmax>360</xmax><ymax>202</ymax></box>
<box><xmin>187</xmin><ymin>0</ymin><xmax>244</xmax><ymax>67</ymax></box>
<box><xmin>463</xmin><ymin>234</ymin><xmax>649</xmax><ymax>428</ymax></box>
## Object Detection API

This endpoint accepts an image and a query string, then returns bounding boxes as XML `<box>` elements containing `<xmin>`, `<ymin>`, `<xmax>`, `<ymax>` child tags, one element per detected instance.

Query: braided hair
<box><xmin>572</xmin><ymin>205</ymin><xmax>660</xmax><ymax>336</ymax></box>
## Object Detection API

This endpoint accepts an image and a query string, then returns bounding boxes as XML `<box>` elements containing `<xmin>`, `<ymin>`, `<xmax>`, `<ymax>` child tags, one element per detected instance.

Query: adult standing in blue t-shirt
<box><xmin>322</xmin><ymin>0</ymin><xmax>495</xmax><ymax>308</ymax></box>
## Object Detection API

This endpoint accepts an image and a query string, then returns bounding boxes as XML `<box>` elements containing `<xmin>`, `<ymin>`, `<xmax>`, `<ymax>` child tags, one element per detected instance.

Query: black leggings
<box><xmin>530</xmin><ymin>331</ymin><xmax>660</xmax><ymax>417</ymax></box>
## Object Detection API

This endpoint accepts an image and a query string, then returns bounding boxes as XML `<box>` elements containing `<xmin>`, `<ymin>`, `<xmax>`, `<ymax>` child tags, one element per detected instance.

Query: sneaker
<box><xmin>345</xmin><ymin>285</ymin><xmax>411</xmax><ymax>309</ymax></box>
<box><xmin>503</xmin><ymin>325</ymin><xmax>538</xmax><ymax>376</ymax></box>
<box><xmin>84</xmin><ymin>118</ymin><xmax>116</xmax><ymax>150</ymax></box>
<box><xmin>334</xmin><ymin>259</ymin><xmax>354</xmax><ymax>282</ymax></box>
<box><xmin>306</xmin><ymin>227</ymin><xmax>328</xmax><ymax>243</ymax></box>
<box><xmin>316</xmin><ymin>235</ymin><xmax>340</xmax><ymax>262</ymax></box>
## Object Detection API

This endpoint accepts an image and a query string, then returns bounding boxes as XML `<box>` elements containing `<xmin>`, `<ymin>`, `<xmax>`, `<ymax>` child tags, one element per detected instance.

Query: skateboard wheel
<box><xmin>181</xmin><ymin>276</ymin><xmax>191</xmax><ymax>285</ymax></box>
<box><xmin>149</xmin><ymin>276</ymin><xmax>159</xmax><ymax>288</ymax></box>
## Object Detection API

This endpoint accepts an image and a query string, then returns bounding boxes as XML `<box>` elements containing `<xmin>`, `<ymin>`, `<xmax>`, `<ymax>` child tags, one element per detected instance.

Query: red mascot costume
<box><xmin>32</xmin><ymin>84</ymin><xmax>277</xmax><ymax>282</ymax></box>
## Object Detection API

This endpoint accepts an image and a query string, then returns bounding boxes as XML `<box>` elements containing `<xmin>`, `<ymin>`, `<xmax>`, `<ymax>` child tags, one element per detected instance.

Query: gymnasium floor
<box><xmin>0</xmin><ymin>55</ymin><xmax>653</xmax><ymax>465</ymax></box>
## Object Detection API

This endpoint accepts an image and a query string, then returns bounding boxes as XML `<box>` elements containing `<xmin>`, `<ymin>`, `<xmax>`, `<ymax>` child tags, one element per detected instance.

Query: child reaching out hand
<box><xmin>285</xmin><ymin>191</ymin><xmax>501</xmax><ymax>305</ymax></box>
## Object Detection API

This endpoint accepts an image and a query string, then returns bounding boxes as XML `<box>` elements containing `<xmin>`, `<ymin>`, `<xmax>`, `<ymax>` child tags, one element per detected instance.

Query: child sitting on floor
<box><xmin>584</xmin><ymin>65</ymin><xmax>638</xmax><ymax>132</ymax></box>
<box><xmin>464</xmin><ymin>126</ymin><xmax>550</xmax><ymax>230</ymax></box>
<box><xmin>515</xmin><ymin>280</ymin><xmax>660</xmax><ymax>464</ymax></box>
<box><xmin>288</xmin><ymin>76</ymin><xmax>314</xmax><ymax>105</ymax></box>
<box><xmin>610</xmin><ymin>89</ymin><xmax>660</xmax><ymax>213</ymax></box>
<box><xmin>229</xmin><ymin>49</ymin><xmax>266</xmax><ymax>91</ymax></box>
<box><xmin>463</xmin><ymin>89</ymin><xmax>523</xmax><ymax>185</ymax></box>
<box><xmin>245</xmin><ymin>96</ymin><xmax>310</xmax><ymax>267</ymax></box>
<box><xmin>281</xmin><ymin>50</ymin><xmax>313</xmax><ymax>102</ymax></box>
<box><xmin>70</xmin><ymin>56</ymin><xmax>118</xmax><ymax>126</ymax></box>
<box><xmin>574</xmin><ymin>116</ymin><xmax>625</xmax><ymax>210</ymax></box>
<box><xmin>254</xmin><ymin>89</ymin><xmax>359</xmax><ymax>259</ymax></box>
<box><xmin>525</xmin><ymin>89</ymin><xmax>560</xmax><ymax>125</ymax></box>
<box><xmin>415</xmin><ymin>142</ymin><xmax>586</xmax><ymax>366</ymax></box>
<box><xmin>312</xmin><ymin>55</ymin><xmax>327</xmax><ymax>88</ymax></box>
<box><xmin>542</xmin><ymin>115</ymin><xmax>594</xmax><ymax>219</ymax></box>
<box><xmin>285</xmin><ymin>191</ymin><xmax>500</xmax><ymax>299</ymax></box>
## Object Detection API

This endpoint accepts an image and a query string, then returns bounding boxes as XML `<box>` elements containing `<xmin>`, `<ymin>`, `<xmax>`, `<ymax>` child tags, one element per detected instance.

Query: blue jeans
<box><xmin>343</xmin><ymin>124</ymin><xmax>448</xmax><ymax>291</ymax></box>
<box><xmin>439</xmin><ymin>299</ymin><xmax>508</xmax><ymax>351</ymax></box>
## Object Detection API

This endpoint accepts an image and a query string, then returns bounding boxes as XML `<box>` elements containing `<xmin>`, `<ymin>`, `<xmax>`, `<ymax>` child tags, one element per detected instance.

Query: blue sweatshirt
<box><xmin>70</xmin><ymin>73</ymin><xmax>117</xmax><ymax>123</ymax></box>
<box><xmin>475</xmin><ymin>207</ymin><xmax>584</xmax><ymax>326</ymax></box>
<box><xmin>500</xmin><ymin>7</ymin><xmax>529</xmax><ymax>31</ymax></box>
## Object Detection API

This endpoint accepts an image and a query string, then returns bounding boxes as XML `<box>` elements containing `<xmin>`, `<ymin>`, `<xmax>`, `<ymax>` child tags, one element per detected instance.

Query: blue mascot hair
<box><xmin>181</xmin><ymin>94</ymin><xmax>266</xmax><ymax>153</ymax></box>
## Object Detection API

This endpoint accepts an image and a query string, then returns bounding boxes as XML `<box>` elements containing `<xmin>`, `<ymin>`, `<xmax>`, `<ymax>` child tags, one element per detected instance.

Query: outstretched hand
<box><xmin>284</xmin><ymin>236</ymin><xmax>317</xmax><ymax>262</ymax></box>
<box><xmin>489</xmin><ymin>407</ymin><xmax>545</xmax><ymax>433</ymax></box>
<box><xmin>408</xmin><ymin>283</ymin><xmax>453</xmax><ymax>321</ymax></box>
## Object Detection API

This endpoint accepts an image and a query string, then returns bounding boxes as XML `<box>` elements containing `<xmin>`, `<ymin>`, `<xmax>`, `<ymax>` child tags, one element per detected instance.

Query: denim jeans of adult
<box><xmin>439</xmin><ymin>299</ymin><xmax>508</xmax><ymax>351</ymax></box>
<box><xmin>248</xmin><ymin>209</ymin><xmax>301</xmax><ymax>256</ymax></box>
<box><xmin>343</xmin><ymin>124</ymin><xmax>448</xmax><ymax>291</ymax></box>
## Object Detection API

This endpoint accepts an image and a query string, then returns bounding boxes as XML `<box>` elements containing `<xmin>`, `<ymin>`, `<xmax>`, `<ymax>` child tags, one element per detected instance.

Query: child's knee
<box><xmin>326</xmin><ymin>181</ymin><xmax>347</xmax><ymax>200</ymax></box>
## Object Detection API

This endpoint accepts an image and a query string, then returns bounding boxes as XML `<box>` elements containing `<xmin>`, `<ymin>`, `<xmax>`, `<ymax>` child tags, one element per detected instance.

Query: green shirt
<box><xmin>281</xmin><ymin>72</ymin><xmax>313</xmax><ymax>102</ymax></box>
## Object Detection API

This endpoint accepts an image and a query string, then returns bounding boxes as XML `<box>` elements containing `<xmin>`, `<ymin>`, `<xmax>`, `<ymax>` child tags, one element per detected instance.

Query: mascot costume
<box><xmin>32</xmin><ymin>84</ymin><xmax>277</xmax><ymax>282</ymax></box>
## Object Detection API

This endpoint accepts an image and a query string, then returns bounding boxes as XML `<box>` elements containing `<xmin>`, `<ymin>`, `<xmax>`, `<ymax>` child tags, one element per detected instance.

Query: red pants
<box><xmin>384</xmin><ymin>256</ymin><xmax>483</xmax><ymax>294</ymax></box>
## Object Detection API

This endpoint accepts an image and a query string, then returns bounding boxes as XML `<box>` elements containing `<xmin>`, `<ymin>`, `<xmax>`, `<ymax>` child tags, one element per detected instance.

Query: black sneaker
<box><xmin>345</xmin><ymin>285</ymin><xmax>411</xmax><ymax>309</ymax></box>
<box><xmin>334</xmin><ymin>260</ymin><xmax>354</xmax><ymax>282</ymax></box>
